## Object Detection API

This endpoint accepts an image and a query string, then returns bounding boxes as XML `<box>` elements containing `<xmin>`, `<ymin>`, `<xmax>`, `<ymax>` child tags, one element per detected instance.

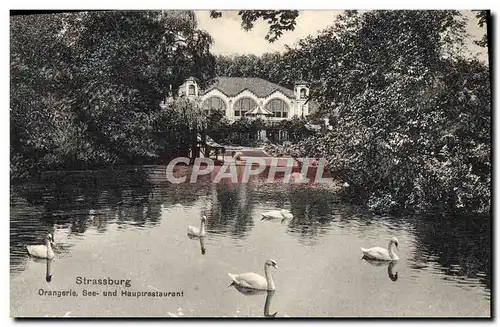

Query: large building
<box><xmin>172</xmin><ymin>76</ymin><xmax>317</xmax><ymax>121</ymax></box>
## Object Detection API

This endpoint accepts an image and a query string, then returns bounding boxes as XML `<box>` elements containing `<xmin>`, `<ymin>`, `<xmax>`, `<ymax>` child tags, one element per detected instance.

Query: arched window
<box><xmin>265</xmin><ymin>99</ymin><xmax>289</xmax><ymax>118</ymax></box>
<box><xmin>202</xmin><ymin>96</ymin><xmax>227</xmax><ymax>115</ymax></box>
<box><xmin>300</xmin><ymin>88</ymin><xmax>307</xmax><ymax>99</ymax></box>
<box><xmin>234</xmin><ymin>97</ymin><xmax>258</xmax><ymax>117</ymax></box>
<box><xmin>188</xmin><ymin>84</ymin><xmax>196</xmax><ymax>95</ymax></box>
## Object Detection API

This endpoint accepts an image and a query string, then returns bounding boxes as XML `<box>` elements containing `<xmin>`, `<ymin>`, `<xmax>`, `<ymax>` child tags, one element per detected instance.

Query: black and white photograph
<box><xmin>9</xmin><ymin>8</ymin><xmax>491</xmax><ymax>318</ymax></box>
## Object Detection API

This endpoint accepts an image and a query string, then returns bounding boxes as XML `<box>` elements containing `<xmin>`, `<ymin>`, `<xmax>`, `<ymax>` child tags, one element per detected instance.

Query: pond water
<box><xmin>10</xmin><ymin>166</ymin><xmax>491</xmax><ymax>317</ymax></box>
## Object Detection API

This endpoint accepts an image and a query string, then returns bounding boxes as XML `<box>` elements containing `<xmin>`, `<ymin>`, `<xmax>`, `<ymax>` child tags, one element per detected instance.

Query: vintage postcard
<box><xmin>10</xmin><ymin>9</ymin><xmax>491</xmax><ymax>318</ymax></box>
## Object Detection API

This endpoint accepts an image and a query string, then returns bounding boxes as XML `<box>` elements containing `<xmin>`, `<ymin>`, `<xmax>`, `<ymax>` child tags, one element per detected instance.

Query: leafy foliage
<box><xmin>473</xmin><ymin>10</ymin><xmax>489</xmax><ymax>48</ymax></box>
<box><xmin>11</xmin><ymin>11</ymin><xmax>215</xmax><ymax>178</ymax></box>
<box><xmin>279</xmin><ymin>10</ymin><xmax>491</xmax><ymax>215</ymax></box>
<box><xmin>205</xmin><ymin>113</ymin><xmax>312</xmax><ymax>147</ymax></box>
<box><xmin>214</xmin><ymin>10</ymin><xmax>490</xmax><ymax>215</ymax></box>
<box><xmin>210</xmin><ymin>10</ymin><xmax>299</xmax><ymax>42</ymax></box>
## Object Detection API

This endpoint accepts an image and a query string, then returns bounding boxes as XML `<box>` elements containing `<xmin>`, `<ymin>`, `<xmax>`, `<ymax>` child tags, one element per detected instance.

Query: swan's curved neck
<box><xmin>388</xmin><ymin>241</ymin><xmax>398</xmax><ymax>260</ymax></box>
<box><xmin>264</xmin><ymin>265</ymin><xmax>275</xmax><ymax>291</ymax></box>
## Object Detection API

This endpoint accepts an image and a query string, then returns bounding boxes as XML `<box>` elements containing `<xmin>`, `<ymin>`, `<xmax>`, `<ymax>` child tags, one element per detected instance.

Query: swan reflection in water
<box><xmin>264</xmin><ymin>290</ymin><xmax>277</xmax><ymax>317</ymax></box>
<box><xmin>27</xmin><ymin>256</ymin><xmax>54</xmax><ymax>283</ymax></box>
<box><xmin>199</xmin><ymin>236</ymin><xmax>206</xmax><ymax>255</ymax></box>
<box><xmin>45</xmin><ymin>258</ymin><xmax>53</xmax><ymax>282</ymax></box>
<box><xmin>187</xmin><ymin>235</ymin><xmax>207</xmax><ymax>255</ymax></box>
<box><xmin>362</xmin><ymin>258</ymin><xmax>399</xmax><ymax>282</ymax></box>
<box><xmin>229</xmin><ymin>285</ymin><xmax>278</xmax><ymax>317</ymax></box>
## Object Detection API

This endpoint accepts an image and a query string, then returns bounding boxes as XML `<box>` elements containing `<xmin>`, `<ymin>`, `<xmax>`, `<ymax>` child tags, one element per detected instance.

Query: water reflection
<box><xmin>207</xmin><ymin>183</ymin><xmax>255</xmax><ymax>238</ymax></box>
<box><xmin>285</xmin><ymin>187</ymin><xmax>338</xmax><ymax>239</ymax></box>
<box><xmin>199</xmin><ymin>237</ymin><xmax>206</xmax><ymax>255</ymax></box>
<box><xmin>45</xmin><ymin>259</ymin><xmax>52</xmax><ymax>283</ymax></box>
<box><xmin>363</xmin><ymin>259</ymin><xmax>399</xmax><ymax>282</ymax></box>
<box><xmin>410</xmin><ymin>214</ymin><xmax>491</xmax><ymax>291</ymax></box>
<box><xmin>264</xmin><ymin>290</ymin><xmax>278</xmax><ymax>318</ymax></box>
<box><xmin>10</xmin><ymin>166</ymin><xmax>491</xmax><ymax>304</ymax></box>
<box><xmin>187</xmin><ymin>235</ymin><xmax>206</xmax><ymax>255</ymax></box>
<box><xmin>229</xmin><ymin>286</ymin><xmax>277</xmax><ymax>317</ymax></box>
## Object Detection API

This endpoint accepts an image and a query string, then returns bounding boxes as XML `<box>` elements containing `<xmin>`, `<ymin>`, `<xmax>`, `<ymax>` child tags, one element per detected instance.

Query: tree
<box><xmin>11</xmin><ymin>13</ymin><xmax>78</xmax><ymax>175</ymax></box>
<box><xmin>11</xmin><ymin>11</ymin><xmax>216</xmax><ymax>177</ymax></box>
<box><xmin>277</xmin><ymin>10</ymin><xmax>490</xmax><ymax>214</ymax></box>
<box><xmin>210</xmin><ymin>10</ymin><xmax>299</xmax><ymax>43</ymax></box>
<box><xmin>473</xmin><ymin>10</ymin><xmax>489</xmax><ymax>48</ymax></box>
<box><xmin>65</xmin><ymin>11</ymin><xmax>215</xmax><ymax>163</ymax></box>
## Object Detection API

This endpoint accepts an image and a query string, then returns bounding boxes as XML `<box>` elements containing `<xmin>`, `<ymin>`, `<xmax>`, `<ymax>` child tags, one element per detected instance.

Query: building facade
<box><xmin>175</xmin><ymin>77</ymin><xmax>315</xmax><ymax>121</ymax></box>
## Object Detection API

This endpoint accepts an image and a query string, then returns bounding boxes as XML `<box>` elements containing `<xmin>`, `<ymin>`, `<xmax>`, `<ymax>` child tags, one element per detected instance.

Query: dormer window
<box><xmin>300</xmin><ymin>88</ymin><xmax>307</xmax><ymax>99</ymax></box>
<box><xmin>188</xmin><ymin>84</ymin><xmax>196</xmax><ymax>96</ymax></box>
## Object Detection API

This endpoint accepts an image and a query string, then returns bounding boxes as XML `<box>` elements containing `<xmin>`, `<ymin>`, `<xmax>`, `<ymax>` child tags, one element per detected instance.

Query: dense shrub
<box><xmin>260</xmin><ymin>11</ymin><xmax>491</xmax><ymax>215</ymax></box>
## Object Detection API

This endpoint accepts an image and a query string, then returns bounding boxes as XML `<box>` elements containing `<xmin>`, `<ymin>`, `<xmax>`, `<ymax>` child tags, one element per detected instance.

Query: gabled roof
<box><xmin>245</xmin><ymin>106</ymin><xmax>274</xmax><ymax>116</ymax></box>
<box><xmin>201</xmin><ymin>77</ymin><xmax>295</xmax><ymax>99</ymax></box>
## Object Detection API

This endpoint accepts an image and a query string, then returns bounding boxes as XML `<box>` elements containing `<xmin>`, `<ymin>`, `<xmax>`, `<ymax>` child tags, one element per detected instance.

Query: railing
<box><xmin>197</xmin><ymin>134</ymin><xmax>226</xmax><ymax>162</ymax></box>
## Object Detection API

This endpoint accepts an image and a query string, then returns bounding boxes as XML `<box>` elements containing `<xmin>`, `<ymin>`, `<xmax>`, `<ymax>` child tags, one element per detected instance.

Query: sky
<box><xmin>195</xmin><ymin>10</ymin><xmax>488</xmax><ymax>62</ymax></box>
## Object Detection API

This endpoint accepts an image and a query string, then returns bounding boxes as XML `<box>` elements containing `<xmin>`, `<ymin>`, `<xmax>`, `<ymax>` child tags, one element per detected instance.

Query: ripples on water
<box><xmin>10</xmin><ymin>166</ymin><xmax>491</xmax><ymax>317</ymax></box>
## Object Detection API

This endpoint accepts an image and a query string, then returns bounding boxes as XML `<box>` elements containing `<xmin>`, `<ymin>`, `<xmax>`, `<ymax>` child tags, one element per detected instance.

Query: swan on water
<box><xmin>228</xmin><ymin>259</ymin><xmax>278</xmax><ymax>291</ymax></box>
<box><xmin>233</xmin><ymin>151</ymin><xmax>244</xmax><ymax>161</ymax></box>
<box><xmin>188</xmin><ymin>215</ymin><xmax>207</xmax><ymax>237</ymax></box>
<box><xmin>261</xmin><ymin>209</ymin><xmax>294</xmax><ymax>221</ymax></box>
<box><xmin>361</xmin><ymin>237</ymin><xmax>400</xmax><ymax>261</ymax></box>
<box><xmin>26</xmin><ymin>233</ymin><xmax>55</xmax><ymax>260</ymax></box>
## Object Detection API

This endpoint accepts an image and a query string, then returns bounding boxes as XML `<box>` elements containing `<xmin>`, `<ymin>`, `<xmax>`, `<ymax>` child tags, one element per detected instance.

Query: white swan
<box><xmin>261</xmin><ymin>209</ymin><xmax>293</xmax><ymax>221</ymax></box>
<box><xmin>187</xmin><ymin>216</ymin><xmax>206</xmax><ymax>237</ymax></box>
<box><xmin>233</xmin><ymin>151</ymin><xmax>244</xmax><ymax>161</ymax></box>
<box><xmin>361</xmin><ymin>237</ymin><xmax>399</xmax><ymax>261</ymax></box>
<box><xmin>228</xmin><ymin>259</ymin><xmax>278</xmax><ymax>291</ymax></box>
<box><xmin>26</xmin><ymin>233</ymin><xmax>55</xmax><ymax>260</ymax></box>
